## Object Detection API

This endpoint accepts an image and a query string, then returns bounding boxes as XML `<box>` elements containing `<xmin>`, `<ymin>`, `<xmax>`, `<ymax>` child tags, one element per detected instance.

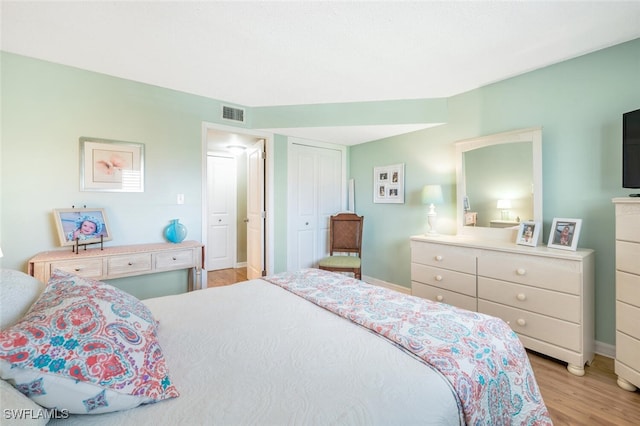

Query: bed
<box><xmin>0</xmin><ymin>268</ymin><xmax>551</xmax><ymax>425</ymax></box>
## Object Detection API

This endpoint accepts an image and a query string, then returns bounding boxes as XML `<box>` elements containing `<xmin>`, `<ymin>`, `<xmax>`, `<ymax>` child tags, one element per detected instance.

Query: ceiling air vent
<box><xmin>222</xmin><ymin>105</ymin><xmax>245</xmax><ymax>123</ymax></box>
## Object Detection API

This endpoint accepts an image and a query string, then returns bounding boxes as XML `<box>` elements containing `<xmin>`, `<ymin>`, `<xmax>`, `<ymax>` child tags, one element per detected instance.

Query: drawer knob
<box><xmin>516</xmin><ymin>318</ymin><xmax>526</xmax><ymax>327</ymax></box>
<box><xmin>74</xmin><ymin>267</ymin><xmax>81</xmax><ymax>272</ymax></box>
<box><xmin>516</xmin><ymin>268</ymin><xmax>526</xmax><ymax>276</ymax></box>
<box><xmin>435</xmin><ymin>275</ymin><xmax>443</xmax><ymax>282</ymax></box>
<box><xmin>128</xmin><ymin>262</ymin><xmax>133</xmax><ymax>266</ymax></box>
<box><xmin>516</xmin><ymin>293</ymin><xmax>527</xmax><ymax>301</ymax></box>
<box><xmin>435</xmin><ymin>255</ymin><xmax>443</xmax><ymax>261</ymax></box>
<box><xmin>436</xmin><ymin>295</ymin><xmax>444</xmax><ymax>302</ymax></box>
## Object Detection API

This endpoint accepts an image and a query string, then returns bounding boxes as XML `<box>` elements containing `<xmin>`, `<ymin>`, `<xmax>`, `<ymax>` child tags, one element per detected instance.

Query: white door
<box><xmin>288</xmin><ymin>142</ymin><xmax>343</xmax><ymax>270</ymax></box>
<box><xmin>207</xmin><ymin>155</ymin><xmax>237</xmax><ymax>270</ymax></box>
<box><xmin>246</xmin><ymin>140</ymin><xmax>265</xmax><ymax>279</ymax></box>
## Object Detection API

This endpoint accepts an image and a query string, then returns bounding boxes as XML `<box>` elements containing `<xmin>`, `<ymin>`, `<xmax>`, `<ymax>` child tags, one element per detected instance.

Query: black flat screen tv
<box><xmin>623</xmin><ymin>108</ymin><xmax>640</xmax><ymax>191</ymax></box>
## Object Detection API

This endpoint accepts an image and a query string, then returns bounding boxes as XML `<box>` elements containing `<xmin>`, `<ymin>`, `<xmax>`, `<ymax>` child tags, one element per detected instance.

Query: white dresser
<box><xmin>613</xmin><ymin>198</ymin><xmax>640</xmax><ymax>391</ymax></box>
<box><xmin>411</xmin><ymin>235</ymin><xmax>595</xmax><ymax>375</ymax></box>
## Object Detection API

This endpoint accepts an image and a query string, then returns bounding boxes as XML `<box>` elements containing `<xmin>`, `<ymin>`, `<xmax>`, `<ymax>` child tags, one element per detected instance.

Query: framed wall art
<box><xmin>547</xmin><ymin>218</ymin><xmax>582</xmax><ymax>251</ymax></box>
<box><xmin>53</xmin><ymin>207</ymin><xmax>112</xmax><ymax>247</ymax></box>
<box><xmin>373</xmin><ymin>163</ymin><xmax>404</xmax><ymax>204</ymax></box>
<box><xmin>516</xmin><ymin>221</ymin><xmax>541</xmax><ymax>246</ymax></box>
<box><xmin>80</xmin><ymin>137</ymin><xmax>144</xmax><ymax>192</ymax></box>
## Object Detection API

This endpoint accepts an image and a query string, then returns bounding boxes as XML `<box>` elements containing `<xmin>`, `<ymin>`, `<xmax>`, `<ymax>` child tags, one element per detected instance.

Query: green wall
<box><xmin>2</xmin><ymin>38</ymin><xmax>639</xmax><ymax>346</ymax></box>
<box><xmin>0</xmin><ymin>52</ymin><xmax>257</xmax><ymax>298</ymax></box>
<box><xmin>350</xmin><ymin>38</ymin><xmax>640</xmax><ymax>347</ymax></box>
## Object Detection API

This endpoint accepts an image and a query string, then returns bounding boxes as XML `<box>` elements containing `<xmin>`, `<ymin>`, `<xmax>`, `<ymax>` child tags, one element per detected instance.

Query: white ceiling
<box><xmin>2</xmin><ymin>1</ymin><xmax>640</xmax><ymax>146</ymax></box>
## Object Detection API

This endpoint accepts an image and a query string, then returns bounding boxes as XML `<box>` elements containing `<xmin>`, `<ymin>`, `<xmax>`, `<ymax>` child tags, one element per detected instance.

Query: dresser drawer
<box><xmin>478</xmin><ymin>252</ymin><xmax>581</xmax><ymax>295</ymax></box>
<box><xmin>617</xmin><ymin>271</ymin><xmax>640</xmax><ymax>308</ymax></box>
<box><xmin>50</xmin><ymin>258</ymin><xmax>103</xmax><ymax>278</ymax></box>
<box><xmin>616</xmin><ymin>241</ymin><xmax>640</xmax><ymax>275</ymax></box>
<box><xmin>412</xmin><ymin>281</ymin><xmax>477</xmax><ymax>312</ymax></box>
<box><xmin>616</xmin><ymin>205</ymin><xmax>640</xmax><ymax>242</ymax></box>
<box><xmin>616</xmin><ymin>332</ymin><xmax>640</xmax><ymax>372</ymax></box>
<box><xmin>411</xmin><ymin>263</ymin><xmax>476</xmax><ymax>297</ymax></box>
<box><xmin>478</xmin><ymin>277</ymin><xmax>580</xmax><ymax>323</ymax></box>
<box><xmin>617</xmin><ymin>301</ymin><xmax>640</xmax><ymax>338</ymax></box>
<box><xmin>155</xmin><ymin>249</ymin><xmax>195</xmax><ymax>271</ymax></box>
<box><xmin>411</xmin><ymin>241</ymin><xmax>475</xmax><ymax>274</ymax></box>
<box><xmin>107</xmin><ymin>253</ymin><xmax>152</xmax><ymax>276</ymax></box>
<box><xmin>479</xmin><ymin>300</ymin><xmax>581</xmax><ymax>352</ymax></box>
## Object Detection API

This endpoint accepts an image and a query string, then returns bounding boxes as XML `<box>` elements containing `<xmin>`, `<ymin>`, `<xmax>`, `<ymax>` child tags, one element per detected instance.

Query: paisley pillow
<box><xmin>0</xmin><ymin>270</ymin><xmax>179</xmax><ymax>414</ymax></box>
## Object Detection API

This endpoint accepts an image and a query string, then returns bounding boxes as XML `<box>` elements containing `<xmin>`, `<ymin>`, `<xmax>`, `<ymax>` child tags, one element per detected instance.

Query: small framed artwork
<box><xmin>547</xmin><ymin>218</ymin><xmax>582</xmax><ymax>251</ymax></box>
<box><xmin>516</xmin><ymin>221</ymin><xmax>541</xmax><ymax>246</ymax></box>
<box><xmin>80</xmin><ymin>137</ymin><xmax>144</xmax><ymax>192</ymax></box>
<box><xmin>373</xmin><ymin>163</ymin><xmax>405</xmax><ymax>204</ymax></box>
<box><xmin>53</xmin><ymin>208</ymin><xmax>113</xmax><ymax>247</ymax></box>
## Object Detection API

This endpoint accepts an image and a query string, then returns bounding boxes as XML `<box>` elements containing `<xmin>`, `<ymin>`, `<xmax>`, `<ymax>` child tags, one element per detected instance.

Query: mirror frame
<box><xmin>455</xmin><ymin>127</ymin><xmax>543</xmax><ymax>242</ymax></box>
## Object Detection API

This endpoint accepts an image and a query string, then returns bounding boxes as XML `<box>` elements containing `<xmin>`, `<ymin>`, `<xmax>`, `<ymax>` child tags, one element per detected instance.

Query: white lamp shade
<box><xmin>497</xmin><ymin>199</ymin><xmax>512</xmax><ymax>209</ymax></box>
<box><xmin>422</xmin><ymin>185</ymin><xmax>444</xmax><ymax>205</ymax></box>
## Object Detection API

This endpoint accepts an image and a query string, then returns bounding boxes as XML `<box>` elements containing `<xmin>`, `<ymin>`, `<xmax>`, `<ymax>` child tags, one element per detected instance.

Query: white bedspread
<box><xmin>51</xmin><ymin>279</ymin><xmax>461</xmax><ymax>425</ymax></box>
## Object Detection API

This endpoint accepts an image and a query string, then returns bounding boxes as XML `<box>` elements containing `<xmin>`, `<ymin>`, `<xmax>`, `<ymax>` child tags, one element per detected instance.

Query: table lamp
<box><xmin>497</xmin><ymin>199</ymin><xmax>512</xmax><ymax>220</ymax></box>
<box><xmin>422</xmin><ymin>185</ymin><xmax>444</xmax><ymax>235</ymax></box>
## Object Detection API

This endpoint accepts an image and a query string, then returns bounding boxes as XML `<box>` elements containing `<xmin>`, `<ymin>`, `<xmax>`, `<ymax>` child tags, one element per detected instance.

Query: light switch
<box><xmin>177</xmin><ymin>194</ymin><xmax>185</xmax><ymax>205</ymax></box>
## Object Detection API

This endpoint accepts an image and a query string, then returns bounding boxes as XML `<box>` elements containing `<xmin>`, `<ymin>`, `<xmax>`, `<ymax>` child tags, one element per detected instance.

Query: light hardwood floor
<box><xmin>207</xmin><ymin>268</ymin><xmax>640</xmax><ymax>424</ymax></box>
<box><xmin>207</xmin><ymin>267</ymin><xmax>248</xmax><ymax>288</ymax></box>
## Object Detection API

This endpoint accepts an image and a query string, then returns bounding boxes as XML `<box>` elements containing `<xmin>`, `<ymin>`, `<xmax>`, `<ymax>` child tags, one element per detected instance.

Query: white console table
<box><xmin>28</xmin><ymin>241</ymin><xmax>204</xmax><ymax>291</ymax></box>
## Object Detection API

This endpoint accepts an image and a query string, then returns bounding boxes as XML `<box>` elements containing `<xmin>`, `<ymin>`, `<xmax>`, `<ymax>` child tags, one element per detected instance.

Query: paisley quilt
<box><xmin>264</xmin><ymin>269</ymin><xmax>552</xmax><ymax>425</ymax></box>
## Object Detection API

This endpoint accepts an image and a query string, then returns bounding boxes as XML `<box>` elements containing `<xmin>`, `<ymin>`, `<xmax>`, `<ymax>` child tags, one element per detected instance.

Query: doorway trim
<box><xmin>201</xmin><ymin>122</ymin><xmax>275</xmax><ymax>275</ymax></box>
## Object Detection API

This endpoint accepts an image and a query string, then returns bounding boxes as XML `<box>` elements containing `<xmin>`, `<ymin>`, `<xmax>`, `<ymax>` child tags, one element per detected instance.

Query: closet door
<box><xmin>287</xmin><ymin>141</ymin><xmax>344</xmax><ymax>271</ymax></box>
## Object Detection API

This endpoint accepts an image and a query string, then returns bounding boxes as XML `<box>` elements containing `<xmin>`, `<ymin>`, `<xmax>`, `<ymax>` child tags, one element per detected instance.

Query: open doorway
<box><xmin>201</xmin><ymin>122</ymin><xmax>274</xmax><ymax>283</ymax></box>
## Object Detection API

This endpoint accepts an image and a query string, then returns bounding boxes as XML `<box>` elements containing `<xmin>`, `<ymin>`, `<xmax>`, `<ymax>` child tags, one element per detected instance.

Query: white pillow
<box><xmin>0</xmin><ymin>270</ymin><xmax>46</xmax><ymax>329</ymax></box>
<box><xmin>0</xmin><ymin>379</ymin><xmax>49</xmax><ymax>426</ymax></box>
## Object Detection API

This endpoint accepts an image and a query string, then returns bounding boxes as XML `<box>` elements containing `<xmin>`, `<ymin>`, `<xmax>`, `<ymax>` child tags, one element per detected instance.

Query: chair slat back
<box><xmin>329</xmin><ymin>213</ymin><xmax>363</xmax><ymax>256</ymax></box>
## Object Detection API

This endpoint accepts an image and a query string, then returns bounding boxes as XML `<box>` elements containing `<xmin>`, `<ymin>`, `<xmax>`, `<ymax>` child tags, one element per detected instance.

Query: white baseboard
<box><xmin>235</xmin><ymin>262</ymin><xmax>247</xmax><ymax>268</ymax></box>
<box><xmin>595</xmin><ymin>341</ymin><xmax>615</xmax><ymax>359</ymax></box>
<box><xmin>362</xmin><ymin>275</ymin><xmax>411</xmax><ymax>295</ymax></box>
<box><xmin>363</xmin><ymin>274</ymin><xmax>617</xmax><ymax>360</ymax></box>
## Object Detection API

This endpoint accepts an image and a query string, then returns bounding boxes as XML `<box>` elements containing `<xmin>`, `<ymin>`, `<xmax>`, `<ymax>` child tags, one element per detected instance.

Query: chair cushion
<box><xmin>318</xmin><ymin>256</ymin><xmax>361</xmax><ymax>269</ymax></box>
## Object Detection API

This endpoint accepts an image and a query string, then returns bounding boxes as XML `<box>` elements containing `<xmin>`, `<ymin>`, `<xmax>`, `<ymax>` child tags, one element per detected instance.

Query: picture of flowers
<box><xmin>80</xmin><ymin>137</ymin><xmax>144</xmax><ymax>192</ymax></box>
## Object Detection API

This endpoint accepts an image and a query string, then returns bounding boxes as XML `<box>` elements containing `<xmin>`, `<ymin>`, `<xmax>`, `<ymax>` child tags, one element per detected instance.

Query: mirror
<box><xmin>456</xmin><ymin>127</ymin><xmax>542</xmax><ymax>241</ymax></box>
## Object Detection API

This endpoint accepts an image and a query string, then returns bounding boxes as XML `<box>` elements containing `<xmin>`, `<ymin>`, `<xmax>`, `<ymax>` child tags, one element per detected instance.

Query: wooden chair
<box><xmin>318</xmin><ymin>213</ymin><xmax>364</xmax><ymax>279</ymax></box>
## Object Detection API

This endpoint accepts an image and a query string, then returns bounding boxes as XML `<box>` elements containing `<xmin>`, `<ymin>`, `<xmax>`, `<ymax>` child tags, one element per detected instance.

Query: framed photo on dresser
<box><xmin>547</xmin><ymin>218</ymin><xmax>582</xmax><ymax>251</ymax></box>
<box><xmin>516</xmin><ymin>221</ymin><xmax>540</xmax><ymax>246</ymax></box>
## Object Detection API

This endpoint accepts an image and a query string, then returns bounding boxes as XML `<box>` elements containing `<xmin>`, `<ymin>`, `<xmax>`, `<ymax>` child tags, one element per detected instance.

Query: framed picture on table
<box><xmin>53</xmin><ymin>207</ymin><xmax>112</xmax><ymax>247</ymax></box>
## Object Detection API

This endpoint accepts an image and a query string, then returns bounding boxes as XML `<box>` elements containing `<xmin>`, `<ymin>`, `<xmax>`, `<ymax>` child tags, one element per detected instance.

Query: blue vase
<box><xmin>164</xmin><ymin>219</ymin><xmax>187</xmax><ymax>243</ymax></box>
